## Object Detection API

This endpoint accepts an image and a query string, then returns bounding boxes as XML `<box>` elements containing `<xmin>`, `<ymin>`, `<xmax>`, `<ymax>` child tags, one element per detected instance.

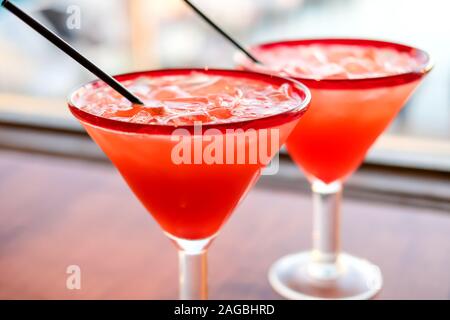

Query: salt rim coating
<box><xmin>71</xmin><ymin>72</ymin><xmax>306</xmax><ymax>126</ymax></box>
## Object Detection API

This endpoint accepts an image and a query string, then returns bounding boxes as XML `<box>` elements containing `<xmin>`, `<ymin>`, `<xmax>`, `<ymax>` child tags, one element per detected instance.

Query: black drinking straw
<box><xmin>1</xmin><ymin>0</ymin><xmax>144</xmax><ymax>105</ymax></box>
<box><xmin>182</xmin><ymin>0</ymin><xmax>261</xmax><ymax>64</ymax></box>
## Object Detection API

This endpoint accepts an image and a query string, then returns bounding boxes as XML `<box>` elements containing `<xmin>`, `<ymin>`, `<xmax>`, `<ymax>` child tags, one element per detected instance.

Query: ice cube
<box><xmin>341</xmin><ymin>56</ymin><xmax>374</xmax><ymax>76</ymax></box>
<box><xmin>208</xmin><ymin>107</ymin><xmax>233</xmax><ymax>120</ymax></box>
<box><xmin>165</xmin><ymin>111</ymin><xmax>212</xmax><ymax>126</ymax></box>
<box><xmin>151</xmin><ymin>86</ymin><xmax>190</xmax><ymax>100</ymax></box>
<box><xmin>131</xmin><ymin>110</ymin><xmax>152</xmax><ymax>124</ymax></box>
<box><xmin>315</xmin><ymin>63</ymin><xmax>347</xmax><ymax>79</ymax></box>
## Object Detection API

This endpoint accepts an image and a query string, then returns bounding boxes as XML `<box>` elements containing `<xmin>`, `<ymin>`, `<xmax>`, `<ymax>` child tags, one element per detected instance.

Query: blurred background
<box><xmin>0</xmin><ymin>0</ymin><xmax>448</xmax><ymax>171</ymax></box>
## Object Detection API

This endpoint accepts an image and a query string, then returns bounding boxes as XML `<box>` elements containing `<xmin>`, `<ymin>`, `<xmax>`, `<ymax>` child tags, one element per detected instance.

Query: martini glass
<box><xmin>237</xmin><ymin>39</ymin><xmax>433</xmax><ymax>300</ymax></box>
<box><xmin>68</xmin><ymin>68</ymin><xmax>310</xmax><ymax>299</ymax></box>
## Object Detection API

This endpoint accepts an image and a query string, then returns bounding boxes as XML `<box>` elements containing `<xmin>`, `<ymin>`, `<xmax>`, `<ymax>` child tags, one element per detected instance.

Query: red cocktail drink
<box><xmin>237</xmin><ymin>39</ymin><xmax>432</xmax><ymax>300</ymax></box>
<box><xmin>68</xmin><ymin>69</ymin><xmax>310</xmax><ymax>299</ymax></box>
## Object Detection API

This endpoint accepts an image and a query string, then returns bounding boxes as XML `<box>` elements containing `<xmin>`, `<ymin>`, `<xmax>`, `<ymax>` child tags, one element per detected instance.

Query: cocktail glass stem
<box><xmin>268</xmin><ymin>180</ymin><xmax>382</xmax><ymax>300</ymax></box>
<box><xmin>310</xmin><ymin>180</ymin><xmax>342</xmax><ymax>280</ymax></box>
<box><xmin>179</xmin><ymin>249</ymin><xmax>207</xmax><ymax>299</ymax></box>
<box><xmin>174</xmin><ymin>238</ymin><xmax>211</xmax><ymax>300</ymax></box>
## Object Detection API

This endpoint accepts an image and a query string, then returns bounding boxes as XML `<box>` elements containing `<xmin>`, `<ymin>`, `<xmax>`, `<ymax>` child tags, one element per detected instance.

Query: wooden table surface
<box><xmin>0</xmin><ymin>150</ymin><xmax>449</xmax><ymax>300</ymax></box>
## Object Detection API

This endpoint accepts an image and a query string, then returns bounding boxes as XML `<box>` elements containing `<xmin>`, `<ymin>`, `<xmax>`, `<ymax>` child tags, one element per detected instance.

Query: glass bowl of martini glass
<box><xmin>68</xmin><ymin>68</ymin><xmax>311</xmax><ymax>299</ymax></box>
<box><xmin>236</xmin><ymin>39</ymin><xmax>433</xmax><ymax>300</ymax></box>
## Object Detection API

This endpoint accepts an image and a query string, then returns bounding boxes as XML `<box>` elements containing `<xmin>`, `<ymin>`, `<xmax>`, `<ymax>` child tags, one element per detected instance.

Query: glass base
<box><xmin>269</xmin><ymin>252</ymin><xmax>382</xmax><ymax>300</ymax></box>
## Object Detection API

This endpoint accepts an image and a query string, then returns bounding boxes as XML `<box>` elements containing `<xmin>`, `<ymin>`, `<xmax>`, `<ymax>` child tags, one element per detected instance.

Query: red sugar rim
<box><xmin>68</xmin><ymin>68</ymin><xmax>311</xmax><ymax>135</ymax></box>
